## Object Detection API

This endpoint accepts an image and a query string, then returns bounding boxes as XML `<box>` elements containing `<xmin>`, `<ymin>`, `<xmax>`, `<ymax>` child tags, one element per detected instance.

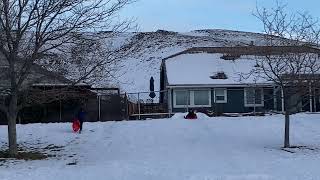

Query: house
<box><xmin>160</xmin><ymin>46</ymin><xmax>320</xmax><ymax>115</ymax></box>
<box><xmin>0</xmin><ymin>55</ymin><xmax>125</xmax><ymax>124</ymax></box>
<box><xmin>0</xmin><ymin>59</ymin><xmax>93</xmax><ymax>124</ymax></box>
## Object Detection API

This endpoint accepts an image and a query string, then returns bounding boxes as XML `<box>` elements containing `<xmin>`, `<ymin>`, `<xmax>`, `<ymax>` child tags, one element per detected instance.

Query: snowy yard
<box><xmin>1</xmin><ymin>113</ymin><xmax>320</xmax><ymax>180</ymax></box>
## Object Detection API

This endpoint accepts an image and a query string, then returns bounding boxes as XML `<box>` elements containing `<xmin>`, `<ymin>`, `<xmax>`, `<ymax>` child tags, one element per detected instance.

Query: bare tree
<box><xmin>254</xmin><ymin>2</ymin><xmax>320</xmax><ymax>148</ymax></box>
<box><xmin>0</xmin><ymin>0</ymin><xmax>136</xmax><ymax>157</ymax></box>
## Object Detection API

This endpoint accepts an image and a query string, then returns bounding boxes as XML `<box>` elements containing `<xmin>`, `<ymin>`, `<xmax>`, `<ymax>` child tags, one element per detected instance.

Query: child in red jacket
<box><xmin>185</xmin><ymin>109</ymin><xmax>197</xmax><ymax>119</ymax></box>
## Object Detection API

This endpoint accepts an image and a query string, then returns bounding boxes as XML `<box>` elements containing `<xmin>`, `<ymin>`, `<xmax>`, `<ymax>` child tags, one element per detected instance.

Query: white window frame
<box><xmin>244</xmin><ymin>88</ymin><xmax>264</xmax><ymax>107</ymax></box>
<box><xmin>173</xmin><ymin>89</ymin><xmax>211</xmax><ymax>108</ymax></box>
<box><xmin>191</xmin><ymin>89</ymin><xmax>212</xmax><ymax>107</ymax></box>
<box><xmin>214</xmin><ymin>88</ymin><xmax>227</xmax><ymax>103</ymax></box>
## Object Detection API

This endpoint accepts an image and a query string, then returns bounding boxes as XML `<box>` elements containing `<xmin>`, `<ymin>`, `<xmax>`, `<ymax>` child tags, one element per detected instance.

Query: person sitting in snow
<box><xmin>185</xmin><ymin>109</ymin><xmax>197</xmax><ymax>119</ymax></box>
<box><xmin>77</xmin><ymin>107</ymin><xmax>86</xmax><ymax>133</ymax></box>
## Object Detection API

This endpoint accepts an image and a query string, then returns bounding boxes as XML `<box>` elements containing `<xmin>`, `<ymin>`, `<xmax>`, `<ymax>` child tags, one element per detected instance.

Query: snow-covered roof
<box><xmin>164</xmin><ymin>46</ymin><xmax>320</xmax><ymax>87</ymax></box>
<box><xmin>165</xmin><ymin>53</ymin><xmax>270</xmax><ymax>87</ymax></box>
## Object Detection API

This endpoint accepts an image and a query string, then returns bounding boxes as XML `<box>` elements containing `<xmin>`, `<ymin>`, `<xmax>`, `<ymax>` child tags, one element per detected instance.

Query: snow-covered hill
<box><xmin>96</xmin><ymin>29</ymin><xmax>273</xmax><ymax>93</ymax></box>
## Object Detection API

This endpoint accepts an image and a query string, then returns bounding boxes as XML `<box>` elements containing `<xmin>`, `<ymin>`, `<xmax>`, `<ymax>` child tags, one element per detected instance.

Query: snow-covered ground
<box><xmin>1</xmin><ymin>113</ymin><xmax>320</xmax><ymax>180</ymax></box>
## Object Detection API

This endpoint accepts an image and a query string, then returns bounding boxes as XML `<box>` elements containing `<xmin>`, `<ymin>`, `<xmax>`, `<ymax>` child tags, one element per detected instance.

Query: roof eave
<box><xmin>166</xmin><ymin>83</ymin><xmax>274</xmax><ymax>88</ymax></box>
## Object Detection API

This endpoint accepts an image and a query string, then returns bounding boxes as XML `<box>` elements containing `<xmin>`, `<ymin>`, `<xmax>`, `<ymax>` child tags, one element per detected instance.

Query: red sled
<box><xmin>72</xmin><ymin>119</ymin><xmax>81</xmax><ymax>132</ymax></box>
<box><xmin>184</xmin><ymin>114</ymin><xmax>197</xmax><ymax>120</ymax></box>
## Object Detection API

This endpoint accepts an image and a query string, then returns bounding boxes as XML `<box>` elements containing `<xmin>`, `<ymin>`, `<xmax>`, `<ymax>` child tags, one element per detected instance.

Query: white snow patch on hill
<box><xmin>94</xmin><ymin>29</ymin><xmax>275</xmax><ymax>94</ymax></box>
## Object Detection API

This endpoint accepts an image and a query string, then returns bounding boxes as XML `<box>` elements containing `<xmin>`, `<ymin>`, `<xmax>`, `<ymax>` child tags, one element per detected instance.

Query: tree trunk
<box><xmin>7</xmin><ymin>93</ymin><xmax>18</xmax><ymax>157</ymax></box>
<box><xmin>284</xmin><ymin>110</ymin><xmax>290</xmax><ymax>148</ymax></box>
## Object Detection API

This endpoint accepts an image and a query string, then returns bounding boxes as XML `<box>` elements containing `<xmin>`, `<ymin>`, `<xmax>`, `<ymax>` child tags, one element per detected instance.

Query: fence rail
<box><xmin>122</xmin><ymin>90</ymin><xmax>170</xmax><ymax>120</ymax></box>
<box><xmin>0</xmin><ymin>89</ymin><xmax>171</xmax><ymax>124</ymax></box>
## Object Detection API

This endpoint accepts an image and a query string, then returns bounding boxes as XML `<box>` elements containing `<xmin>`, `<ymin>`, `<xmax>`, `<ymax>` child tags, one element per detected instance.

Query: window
<box><xmin>214</xmin><ymin>88</ymin><xmax>227</xmax><ymax>103</ymax></box>
<box><xmin>174</xmin><ymin>90</ymin><xmax>190</xmax><ymax>106</ymax></box>
<box><xmin>173</xmin><ymin>89</ymin><xmax>211</xmax><ymax>108</ymax></box>
<box><xmin>244</xmin><ymin>88</ymin><xmax>264</xmax><ymax>107</ymax></box>
<box><xmin>194</xmin><ymin>90</ymin><xmax>210</xmax><ymax>105</ymax></box>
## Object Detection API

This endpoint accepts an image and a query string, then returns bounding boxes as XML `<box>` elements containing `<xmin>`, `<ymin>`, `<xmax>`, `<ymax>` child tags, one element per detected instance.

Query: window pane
<box><xmin>194</xmin><ymin>90</ymin><xmax>209</xmax><ymax>105</ymax></box>
<box><xmin>175</xmin><ymin>91</ymin><xmax>189</xmax><ymax>105</ymax></box>
<box><xmin>246</xmin><ymin>88</ymin><xmax>262</xmax><ymax>105</ymax></box>
<box><xmin>216</xmin><ymin>96</ymin><xmax>225</xmax><ymax>101</ymax></box>
<box><xmin>215</xmin><ymin>89</ymin><xmax>225</xmax><ymax>96</ymax></box>
<box><xmin>215</xmin><ymin>89</ymin><xmax>226</xmax><ymax>102</ymax></box>
<box><xmin>255</xmin><ymin>89</ymin><xmax>262</xmax><ymax>104</ymax></box>
<box><xmin>246</xmin><ymin>88</ymin><xmax>255</xmax><ymax>104</ymax></box>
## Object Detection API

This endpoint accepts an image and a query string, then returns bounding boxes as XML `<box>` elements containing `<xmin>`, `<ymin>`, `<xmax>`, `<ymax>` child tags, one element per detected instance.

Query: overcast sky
<box><xmin>120</xmin><ymin>0</ymin><xmax>320</xmax><ymax>33</ymax></box>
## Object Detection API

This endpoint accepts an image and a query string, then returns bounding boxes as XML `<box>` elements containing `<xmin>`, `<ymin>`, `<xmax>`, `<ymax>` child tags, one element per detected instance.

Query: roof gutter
<box><xmin>167</xmin><ymin>83</ymin><xmax>274</xmax><ymax>88</ymax></box>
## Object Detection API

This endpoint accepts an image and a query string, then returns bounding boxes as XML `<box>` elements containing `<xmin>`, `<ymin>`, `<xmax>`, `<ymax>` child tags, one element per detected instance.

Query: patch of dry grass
<box><xmin>0</xmin><ymin>150</ymin><xmax>49</xmax><ymax>160</ymax></box>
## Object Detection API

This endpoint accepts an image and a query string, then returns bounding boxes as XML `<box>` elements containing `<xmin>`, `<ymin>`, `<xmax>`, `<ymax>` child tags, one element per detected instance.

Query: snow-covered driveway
<box><xmin>1</xmin><ymin>113</ymin><xmax>320</xmax><ymax>180</ymax></box>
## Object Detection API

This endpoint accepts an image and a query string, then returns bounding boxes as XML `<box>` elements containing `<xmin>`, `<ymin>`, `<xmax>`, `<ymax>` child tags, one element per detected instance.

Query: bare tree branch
<box><xmin>253</xmin><ymin>2</ymin><xmax>320</xmax><ymax>148</ymax></box>
<box><xmin>0</xmin><ymin>0</ymin><xmax>137</xmax><ymax>157</ymax></box>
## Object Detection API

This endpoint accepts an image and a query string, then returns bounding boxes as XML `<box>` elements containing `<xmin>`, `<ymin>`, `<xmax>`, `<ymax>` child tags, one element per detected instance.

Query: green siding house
<box><xmin>160</xmin><ymin>46</ymin><xmax>320</xmax><ymax>115</ymax></box>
